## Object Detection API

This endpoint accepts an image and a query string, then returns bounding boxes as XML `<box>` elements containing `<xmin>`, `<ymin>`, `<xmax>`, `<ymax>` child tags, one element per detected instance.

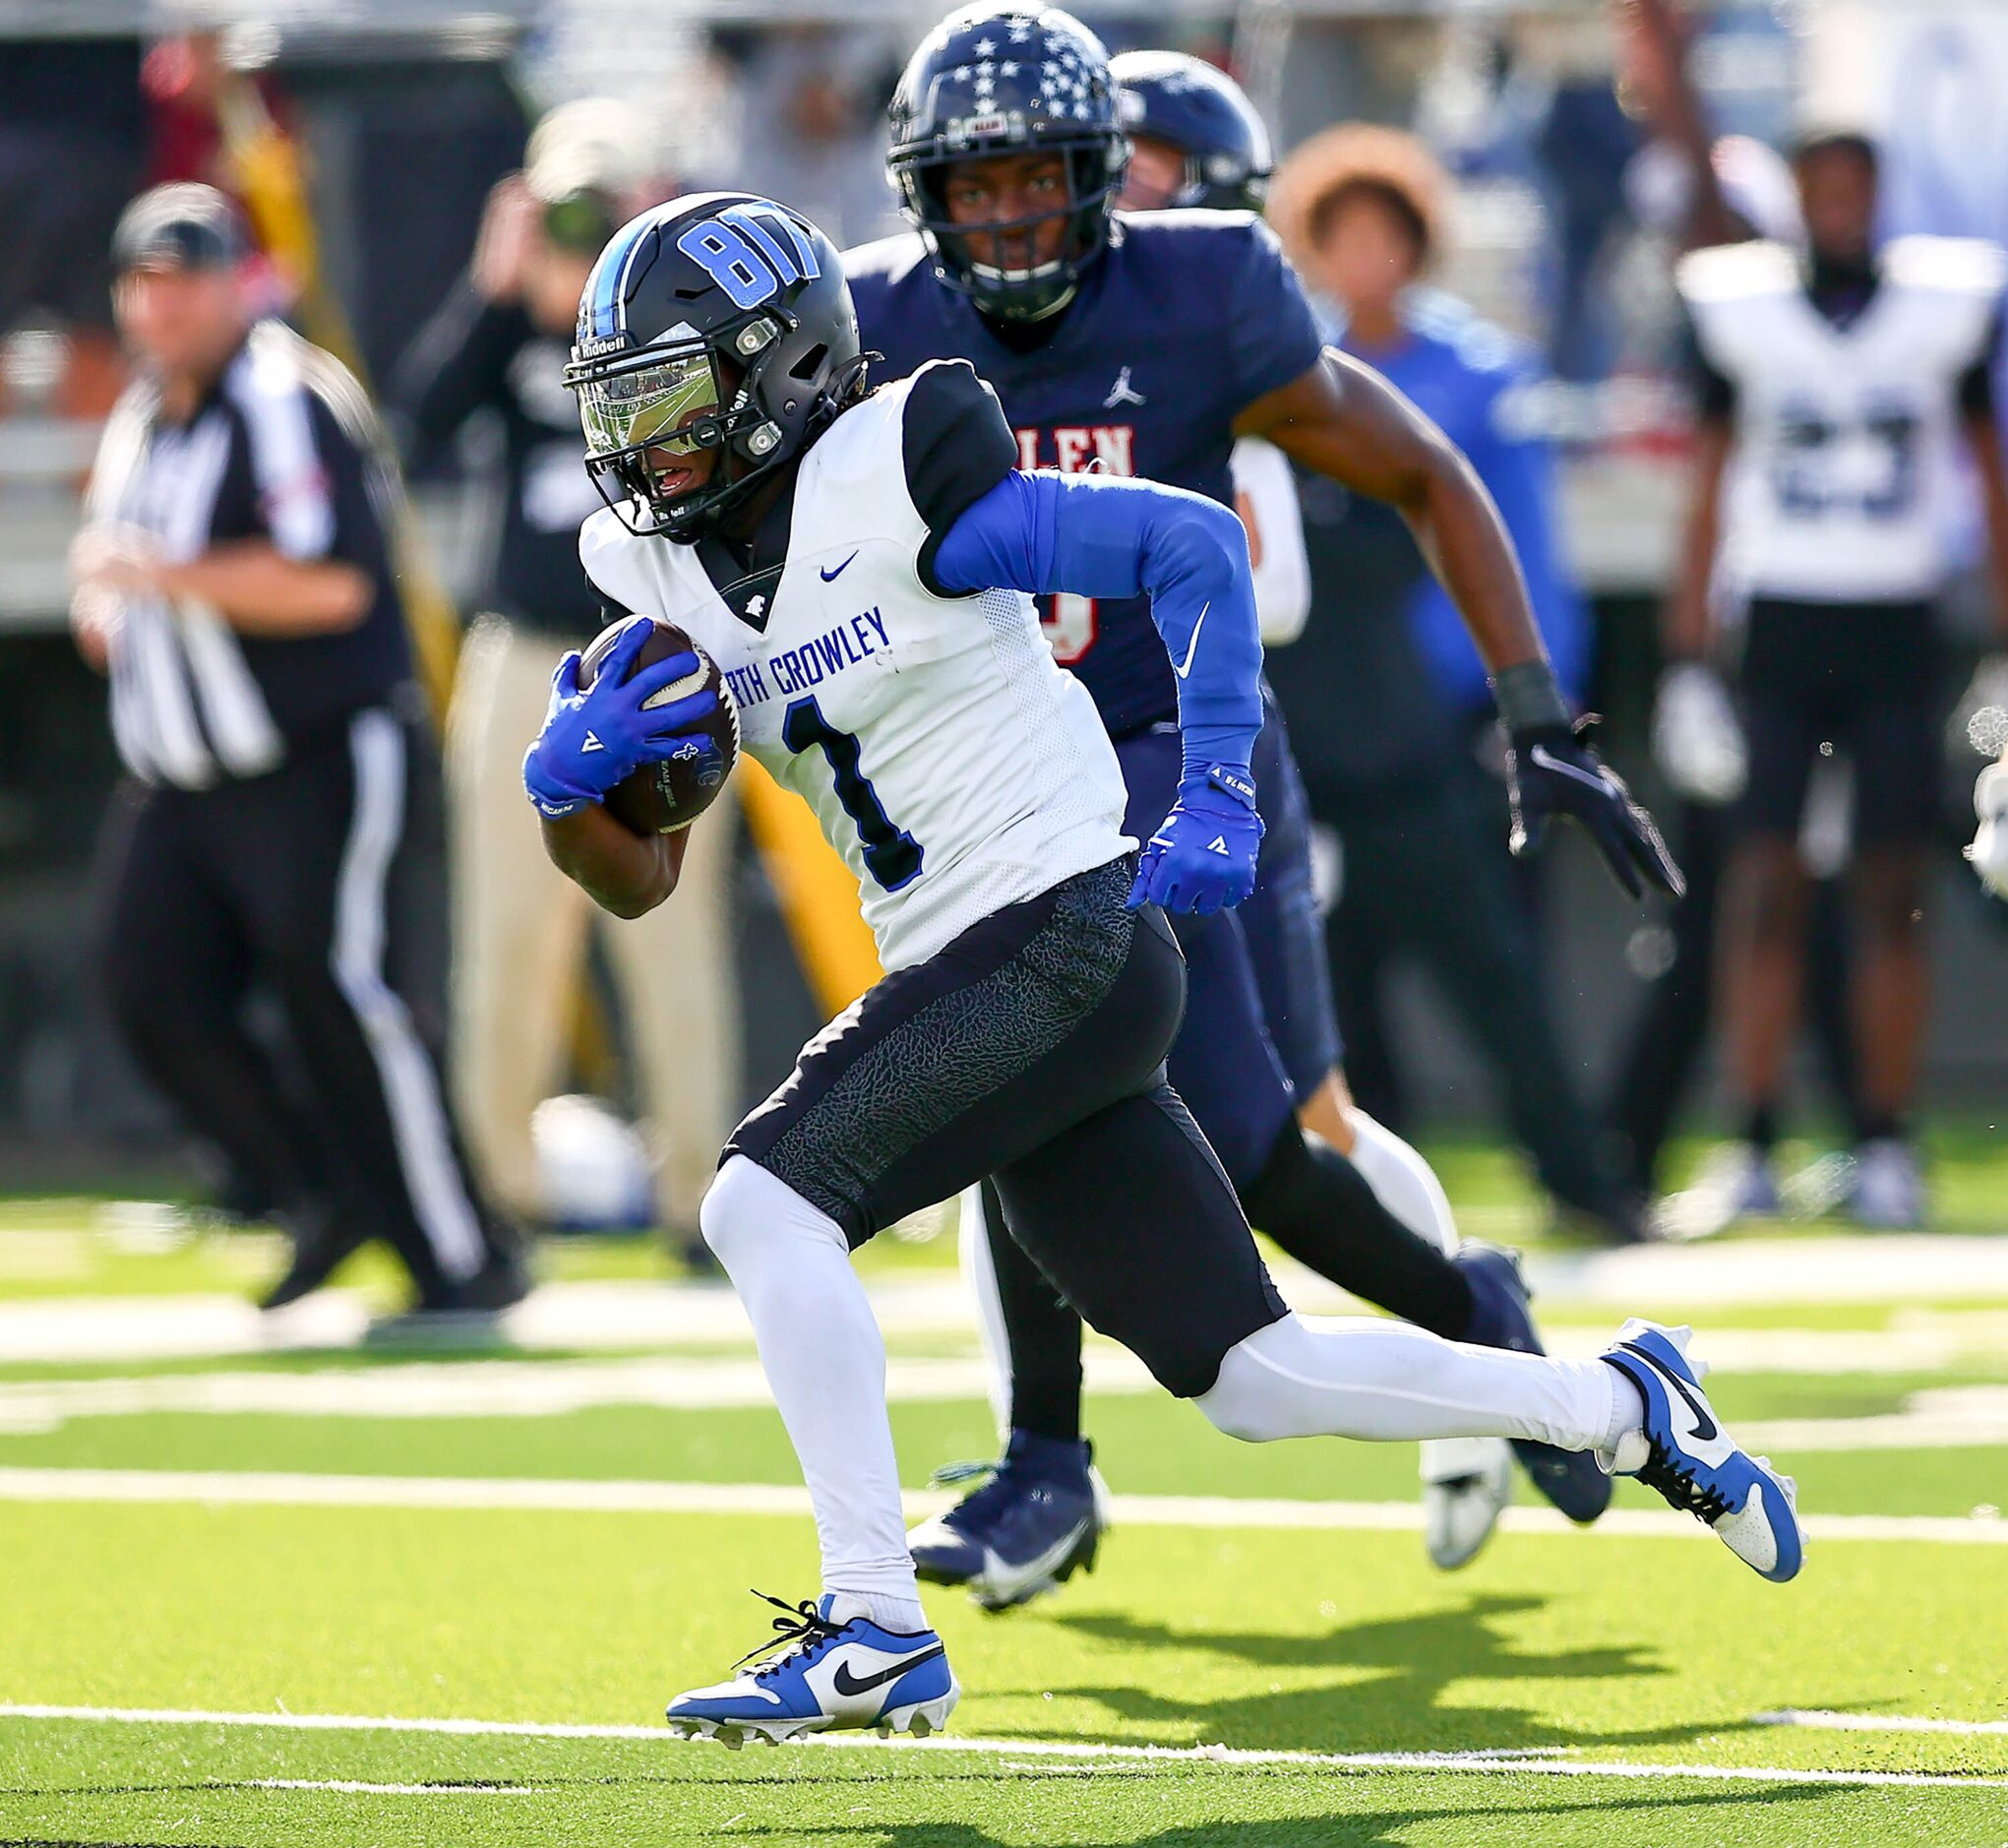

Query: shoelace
<box><xmin>732</xmin><ymin>1589</ymin><xmax>847</xmax><ymax>1680</ymax></box>
<box><xmin>1634</xmin><ymin>1444</ymin><xmax>1730</xmax><ymax>1523</ymax></box>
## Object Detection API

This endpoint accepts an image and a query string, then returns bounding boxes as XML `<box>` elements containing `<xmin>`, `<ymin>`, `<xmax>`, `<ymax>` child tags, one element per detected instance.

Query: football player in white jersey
<box><xmin>524</xmin><ymin>192</ymin><xmax>1802</xmax><ymax>1745</ymax></box>
<box><xmin>1664</xmin><ymin>130</ymin><xmax>2008</xmax><ymax>1229</ymax></box>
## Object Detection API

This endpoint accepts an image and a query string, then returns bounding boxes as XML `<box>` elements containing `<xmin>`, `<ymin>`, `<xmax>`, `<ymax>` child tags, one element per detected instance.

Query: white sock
<box><xmin>700</xmin><ymin>1157</ymin><xmax>922</xmax><ymax>1609</ymax></box>
<box><xmin>1342</xmin><ymin>1109</ymin><xmax>1459</xmax><ymax>1256</ymax></box>
<box><xmin>957</xmin><ymin>1181</ymin><xmax>1013</xmax><ymax>1438</ymax></box>
<box><xmin>826</xmin><ymin>1589</ymin><xmax>931</xmax><ymax>1635</ymax></box>
<box><xmin>1197</xmin><ymin>1312</ymin><xmax>1617</xmax><ymax>1450</ymax></box>
<box><xmin>1601</xmin><ymin>1364</ymin><xmax>1649</xmax><ymax>1467</ymax></box>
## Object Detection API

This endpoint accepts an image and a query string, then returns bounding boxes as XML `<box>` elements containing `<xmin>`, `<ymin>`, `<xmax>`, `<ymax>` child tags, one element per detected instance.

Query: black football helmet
<box><xmin>887</xmin><ymin>4</ymin><xmax>1126</xmax><ymax>322</ymax></box>
<box><xmin>1110</xmin><ymin>51</ymin><xmax>1273</xmax><ymax>214</ymax></box>
<box><xmin>565</xmin><ymin>192</ymin><xmax>866</xmax><ymax>540</ymax></box>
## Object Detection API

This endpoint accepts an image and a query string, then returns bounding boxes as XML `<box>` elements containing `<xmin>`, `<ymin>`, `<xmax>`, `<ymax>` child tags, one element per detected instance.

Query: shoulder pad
<box><xmin>1882</xmin><ymin>235</ymin><xmax>2008</xmax><ymax>301</ymax></box>
<box><xmin>841</xmin><ymin>231</ymin><xmax>934</xmax><ymax>289</ymax></box>
<box><xmin>1675</xmin><ymin>239</ymin><xmax>1799</xmax><ymax>306</ymax></box>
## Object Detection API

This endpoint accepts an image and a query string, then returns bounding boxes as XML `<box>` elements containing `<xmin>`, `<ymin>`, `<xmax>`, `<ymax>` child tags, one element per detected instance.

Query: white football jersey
<box><xmin>580</xmin><ymin>363</ymin><xmax>1133</xmax><ymax>972</ymax></box>
<box><xmin>1679</xmin><ymin>235</ymin><xmax>2005</xmax><ymax>604</ymax></box>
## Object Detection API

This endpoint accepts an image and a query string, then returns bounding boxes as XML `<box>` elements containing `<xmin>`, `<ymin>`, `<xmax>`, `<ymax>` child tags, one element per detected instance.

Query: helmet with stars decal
<box><xmin>887</xmin><ymin>3</ymin><xmax>1127</xmax><ymax>322</ymax></box>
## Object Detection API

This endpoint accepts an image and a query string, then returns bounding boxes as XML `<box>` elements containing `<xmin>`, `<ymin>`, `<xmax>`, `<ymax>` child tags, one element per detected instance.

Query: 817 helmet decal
<box><xmin>566</xmin><ymin>192</ymin><xmax>866</xmax><ymax>540</ymax></box>
<box><xmin>887</xmin><ymin>4</ymin><xmax>1127</xmax><ymax>322</ymax></box>
<box><xmin>1109</xmin><ymin>50</ymin><xmax>1274</xmax><ymax>214</ymax></box>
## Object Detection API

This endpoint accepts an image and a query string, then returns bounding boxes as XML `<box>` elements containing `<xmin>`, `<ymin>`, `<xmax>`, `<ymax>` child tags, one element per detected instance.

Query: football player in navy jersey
<box><xmin>849</xmin><ymin>7</ymin><xmax>1682</xmax><ymax>1609</ymax></box>
<box><xmin>527</xmin><ymin>188</ymin><xmax>1796</xmax><ymax>1743</ymax></box>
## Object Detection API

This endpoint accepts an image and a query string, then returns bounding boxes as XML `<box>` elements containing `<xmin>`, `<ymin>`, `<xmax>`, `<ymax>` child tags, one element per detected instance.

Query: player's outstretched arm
<box><xmin>933</xmin><ymin>467</ymin><xmax>1266</xmax><ymax>914</ymax></box>
<box><xmin>1236</xmin><ymin>347</ymin><xmax>1542</xmax><ymax>676</ymax></box>
<box><xmin>1237</xmin><ymin>350</ymin><xmax>1682</xmax><ymax>899</ymax></box>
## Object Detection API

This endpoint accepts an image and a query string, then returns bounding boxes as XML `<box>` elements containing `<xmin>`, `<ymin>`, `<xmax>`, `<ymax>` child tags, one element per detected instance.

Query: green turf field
<box><xmin>2</xmin><ymin>1137</ymin><xmax>2006</xmax><ymax>1845</ymax></box>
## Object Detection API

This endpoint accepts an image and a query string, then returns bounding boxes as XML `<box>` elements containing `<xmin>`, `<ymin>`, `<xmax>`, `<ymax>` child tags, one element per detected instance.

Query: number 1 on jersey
<box><xmin>782</xmin><ymin>697</ymin><xmax>924</xmax><ymax>892</ymax></box>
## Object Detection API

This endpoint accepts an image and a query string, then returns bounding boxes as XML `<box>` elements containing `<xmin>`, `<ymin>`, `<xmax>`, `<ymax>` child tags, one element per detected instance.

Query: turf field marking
<box><xmin>237</xmin><ymin>1778</ymin><xmax>537</xmax><ymax>1795</ymax></box>
<box><xmin>1756</xmin><ymin>1709</ymin><xmax>2008</xmax><ymax>1737</ymax></box>
<box><xmin>3</xmin><ymin>1704</ymin><xmax>2003</xmax><ymax>1792</ymax></box>
<box><xmin>0</xmin><ymin>1465</ymin><xmax>2003</xmax><ymax>1546</ymax></box>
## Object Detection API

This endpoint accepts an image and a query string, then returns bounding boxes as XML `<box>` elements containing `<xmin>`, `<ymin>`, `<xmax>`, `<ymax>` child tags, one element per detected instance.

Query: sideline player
<box><xmin>850</xmin><ymin>10</ymin><xmax>1679</xmax><ymax>1604</ymax></box>
<box><xmin>527</xmin><ymin>188</ymin><xmax>1799</xmax><ymax>1743</ymax></box>
<box><xmin>1663</xmin><ymin>129</ymin><xmax>2008</xmax><ymax>1229</ymax></box>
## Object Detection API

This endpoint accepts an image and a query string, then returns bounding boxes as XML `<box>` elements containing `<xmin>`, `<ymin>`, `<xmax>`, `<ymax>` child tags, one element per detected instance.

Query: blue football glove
<box><xmin>1505</xmin><ymin>715</ymin><xmax>1683</xmax><ymax>900</ymax></box>
<box><xmin>522</xmin><ymin>619</ymin><xmax>719</xmax><ymax>820</ymax></box>
<box><xmin>1127</xmin><ymin>765</ymin><xmax>1264</xmax><ymax>916</ymax></box>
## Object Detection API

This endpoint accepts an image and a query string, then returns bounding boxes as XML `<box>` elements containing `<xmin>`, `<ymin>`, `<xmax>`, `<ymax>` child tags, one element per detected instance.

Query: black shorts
<box><xmin>726</xmin><ymin>854</ymin><xmax>1290</xmax><ymax>1396</ymax></box>
<box><xmin>1736</xmin><ymin>596</ymin><xmax>1942</xmax><ymax>847</ymax></box>
<box><xmin>726</xmin><ymin>857</ymin><xmax>1185</xmax><ymax>1247</ymax></box>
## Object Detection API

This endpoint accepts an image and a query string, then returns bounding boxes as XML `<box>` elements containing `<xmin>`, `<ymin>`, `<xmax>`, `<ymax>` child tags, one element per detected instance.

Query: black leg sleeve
<box><xmin>1240</xmin><ymin>1121</ymin><xmax>1475</xmax><ymax>1340</ymax></box>
<box><xmin>996</xmin><ymin>1084</ymin><xmax>1288</xmax><ymax>1401</ymax></box>
<box><xmin>977</xmin><ymin>1177</ymin><xmax>1086</xmax><ymax>1444</ymax></box>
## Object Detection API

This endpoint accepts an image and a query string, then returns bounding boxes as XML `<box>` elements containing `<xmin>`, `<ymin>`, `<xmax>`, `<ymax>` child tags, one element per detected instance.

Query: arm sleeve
<box><xmin>935</xmin><ymin>467</ymin><xmax>1264</xmax><ymax>774</ymax></box>
<box><xmin>1231</xmin><ymin>436</ymin><xmax>1311</xmax><ymax>647</ymax></box>
<box><xmin>1229</xmin><ymin>219</ymin><xmax>1326</xmax><ymax>411</ymax></box>
<box><xmin>388</xmin><ymin>280</ymin><xmax>522</xmax><ymax>467</ymax></box>
<box><xmin>901</xmin><ymin>358</ymin><xmax>1021</xmax><ymax>592</ymax></box>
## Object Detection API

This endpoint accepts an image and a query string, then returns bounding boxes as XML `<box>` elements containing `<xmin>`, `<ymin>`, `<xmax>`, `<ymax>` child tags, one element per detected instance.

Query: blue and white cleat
<box><xmin>1601</xmin><ymin>1319</ymin><xmax>1804</xmax><ymax>1583</ymax></box>
<box><xmin>664</xmin><ymin>1591</ymin><xmax>958</xmax><ymax>1748</ymax></box>
<box><xmin>908</xmin><ymin>1429</ymin><xmax>1108</xmax><ymax>1611</ymax></box>
<box><xmin>1457</xmin><ymin>1245</ymin><xmax>1613</xmax><ymax>1526</ymax></box>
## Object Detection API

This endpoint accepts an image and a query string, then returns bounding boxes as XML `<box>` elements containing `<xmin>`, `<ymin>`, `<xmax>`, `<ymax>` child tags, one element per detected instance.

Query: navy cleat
<box><xmin>1602</xmin><ymin>1319</ymin><xmax>1804</xmax><ymax>1582</ymax></box>
<box><xmin>908</xmin><ymin>1429</ymin><xmax>1107</xmax><ymax>1611</ymax></box>
<box><xmin>1457</xmin><ymin>1244</ymin><xmax>1613</xmax><ymax>1525</ymax></box>
<box><xmin>664</xmin><ymin>1590</ymin><xmax>958</xmax><ymax>1747</ymax></box>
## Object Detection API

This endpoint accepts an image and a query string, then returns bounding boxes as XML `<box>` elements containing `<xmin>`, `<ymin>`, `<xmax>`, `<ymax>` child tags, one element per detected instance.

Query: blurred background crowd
<box><xmin>4</xmin><ymin>0</ymin><xmax>2006</xmax><ymax>1276</ymax></box>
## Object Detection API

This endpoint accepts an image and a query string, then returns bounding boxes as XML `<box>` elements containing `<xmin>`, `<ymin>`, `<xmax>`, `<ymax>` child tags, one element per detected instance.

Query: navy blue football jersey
<box><xmin>846</xmin><ymin>211</ymin><xmax>1323</xmax><ymax>736</ymax></box>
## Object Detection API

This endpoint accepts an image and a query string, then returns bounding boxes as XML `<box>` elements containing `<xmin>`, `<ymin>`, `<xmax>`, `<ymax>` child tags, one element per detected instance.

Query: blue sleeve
<box><xmin>934</xmin><ymin>468</ymin><xmax>1264</xmax><ymax>775</ymax></box>
<box><xmin>1229</xmin><ymin>219</ymin><xmax>1325</xmax><ymax>410</ymax></box>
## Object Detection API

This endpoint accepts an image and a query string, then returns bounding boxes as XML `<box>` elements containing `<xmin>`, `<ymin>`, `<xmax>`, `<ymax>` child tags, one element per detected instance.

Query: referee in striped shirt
<box><xmin>72</xmin><ymin>182</ymin><xmax>524</xmax><ymax>1318</ymax></box>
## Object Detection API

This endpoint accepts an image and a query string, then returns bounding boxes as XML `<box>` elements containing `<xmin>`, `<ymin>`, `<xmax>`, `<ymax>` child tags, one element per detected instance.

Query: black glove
<box><xmin>1505</xmin><ymin>715</ymin><xmax>1685</xmax><ymax>900</ymax></box>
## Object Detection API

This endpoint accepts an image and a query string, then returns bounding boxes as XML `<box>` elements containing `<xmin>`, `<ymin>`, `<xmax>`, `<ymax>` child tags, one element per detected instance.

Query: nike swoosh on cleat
<box><xmin>1528</xmin><ymin>744</ymin><xmax>1612</xmax><ymax>795</ymax></box>
<box><xmin>830</xmin><ymin>1645</ymin><xmax>944</xmax><ymax>1697</ymax></box>
<box><xmin>1172</xmin><ymin>603</ymin><xmax>1209</xmax><ymax>680</ymax></box>
<box><xmin>820</xmin><ymin>551</ymin><xmax>860</xmax><ymax>582</ymax></box>
<box><xmin>1621</xmin><ymin>1340</ymin><xmax>1718</xmax><ymax>1442</ymax></box>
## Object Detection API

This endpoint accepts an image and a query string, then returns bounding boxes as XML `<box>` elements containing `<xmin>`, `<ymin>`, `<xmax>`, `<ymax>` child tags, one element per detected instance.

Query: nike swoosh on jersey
<box><xmin>1171</xmin><ymin>602</ymin><xmax>1210</xmax><ymax>680</ymax></box>
<box><xmin>820</xmin><ymin>551</ymin><xmax>860</xmax><ymax>583</ymax></box>
<box><xmin>1620</xmin><ymin>1340</ymin><xmax>1719</xmax><ymax>1442</ymax></box>
<box><xmin>1528</xmin><ymin>743</ymin><xmax>1612</xmax><ymax>795</ymax></box>
<box><xmin>830</xmin><ymin>1644</ymin><xmax>945</xmax><ymax>1697</ymax></box>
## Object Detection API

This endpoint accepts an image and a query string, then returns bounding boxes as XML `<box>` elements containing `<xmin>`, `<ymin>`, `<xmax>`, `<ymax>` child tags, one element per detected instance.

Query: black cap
<box><xmin>112</xmin><ymin>182</ymin><xmax>249</xmax><ymax>275</ymax></box>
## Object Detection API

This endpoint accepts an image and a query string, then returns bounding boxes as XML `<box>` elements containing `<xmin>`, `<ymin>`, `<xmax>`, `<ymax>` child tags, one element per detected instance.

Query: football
<box><xmin>576</xmin><ymin>614</ymin><xmax>740</xmax><ymax>836</ymax></box>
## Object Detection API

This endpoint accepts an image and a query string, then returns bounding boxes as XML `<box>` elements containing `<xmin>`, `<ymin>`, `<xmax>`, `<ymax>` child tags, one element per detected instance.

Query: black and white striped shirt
<box><xmin>86</xmin><ymin>320</ymin><xmax>413</xmax><ymax>788</ymax></box>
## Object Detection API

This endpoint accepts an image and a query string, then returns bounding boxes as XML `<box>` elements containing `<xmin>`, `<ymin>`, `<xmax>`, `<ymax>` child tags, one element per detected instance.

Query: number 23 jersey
<box><xmin>578</xmin><ymin>360</ymin><xmax>1132</xmax><ymax>972</ymax></box>
<box><xmin>1680</xmin><ymin>234</ymin><xmax>2005</xmax><ymax>604</ymax></box>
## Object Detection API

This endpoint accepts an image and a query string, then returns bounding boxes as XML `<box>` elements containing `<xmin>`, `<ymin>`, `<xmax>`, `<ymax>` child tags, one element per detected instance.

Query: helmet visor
<box><xmin>576</xmin><ymin>350</ymin><xmax>720</xmax><ymax>462</ymax></box>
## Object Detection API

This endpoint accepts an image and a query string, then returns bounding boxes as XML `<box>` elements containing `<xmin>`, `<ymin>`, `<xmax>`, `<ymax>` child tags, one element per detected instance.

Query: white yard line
<box><xmin>8</xmin><ymin>1234</ymin><xmax>2008</xmax><ymax>1366</ymax></box>
<box><xmin>1756</xmin><ymin>1709</ymin><xmax>2008</xmax><ymax>1738</ymax></box>
<box><xmin>237</xmin><ymin>1777</ymin><xmax>537</xmax><ymax>1795</ymax></box>
<box><xmin>0</xmin><ymin>1703</ymin><xmax>2001</xmax><ymax>1793</ymax></box>
<box><xmin>7</xmin><ymin>1336</ymin><xmax>2008</xmax><ymax>1442</ymax></box>
<box><xmin>0</xmin><ymin>1464</ymin><xmax>2002</xmax><ymax>1547</ymax></box>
